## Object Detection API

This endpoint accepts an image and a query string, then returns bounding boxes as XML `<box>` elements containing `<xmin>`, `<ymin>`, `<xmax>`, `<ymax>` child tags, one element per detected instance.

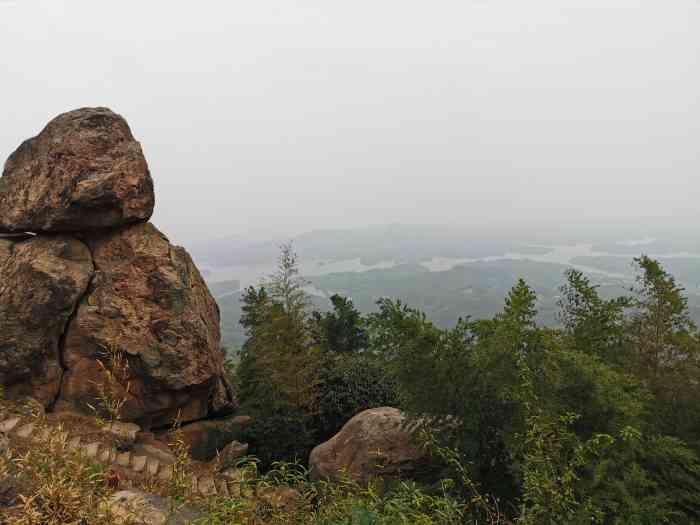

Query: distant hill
<box><xmin>207</xmin><ymin>280</ymin><xmax>241</xmax><ymax>298</ymax></box>
<box><xmin>201</xmin><ymin>227</ymin><xmax>700</xmax><ymax>350</ymax></box>
<box><xmin>571</xmin><ymin>256</ymin><xmax>700</xmax><ymax>291</ymax></box>
<box><xmin>591</xmin><ymin>239</ymin><xmax>700</xmax><ymax>256</ymax></box>
<box><xmin>217</xmin><ymin>258</ymin><xmax>638</xmax><ymax>349</ymax></box>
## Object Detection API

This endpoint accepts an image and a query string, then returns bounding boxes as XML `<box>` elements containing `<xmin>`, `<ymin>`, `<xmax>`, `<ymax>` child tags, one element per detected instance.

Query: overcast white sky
<box><xmin>1</xmin><ymin>1</ymin><xmax>698</xmax><ymax>242</ymax></box>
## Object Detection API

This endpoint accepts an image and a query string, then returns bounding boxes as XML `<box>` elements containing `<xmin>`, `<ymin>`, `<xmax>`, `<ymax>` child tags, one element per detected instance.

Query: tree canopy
<box><xmin>235</xmin><ymin>248</ymin><xmax>700</xmax><ymax>522</ymax></box>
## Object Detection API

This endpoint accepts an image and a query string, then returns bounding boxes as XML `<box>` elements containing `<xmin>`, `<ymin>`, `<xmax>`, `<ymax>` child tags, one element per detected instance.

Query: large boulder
<box><xmin>309</xmin><ymin>407</ymin><xmax>424</xmax><ymax>483</ymax></box>
<box><xmin>0</xmin><ymin>235</ymin><xmax>94</xmax><ymax>406</ymax></box>
<box><xmin>55</xmin><ymin>222</ymin><xmax>235</xmax><ymax>427</ymax></box>
<box><xmin>0</xmin><ymin>107</ymin><xmax>154</xmax><ymax>234</ymax></box>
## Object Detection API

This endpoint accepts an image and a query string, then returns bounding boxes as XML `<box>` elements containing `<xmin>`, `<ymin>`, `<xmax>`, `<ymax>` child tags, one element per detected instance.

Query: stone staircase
<box><xmin>0</xmin><ymin>415</ymin><xmax>241</xmax><ymax>499</ymax></box>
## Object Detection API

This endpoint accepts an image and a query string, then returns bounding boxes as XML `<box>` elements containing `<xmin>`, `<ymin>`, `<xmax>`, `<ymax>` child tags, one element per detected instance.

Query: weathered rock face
<box><xmin>0</xmin><ymin>107</ymin><xmax>154</xmax><ymax>233</ymax></box>
<box><xmin>0</xmin><ymin>235</ymin><xmax>93</xmax><ymax>406</ymax></box>
<box><xmin>0</xmin><ymin>239</ymin><xmax>12</xmax><ymax>261</ymax></box>
<box><xmin>308</xmin><ymin>407</ymin><xmax>424</xmax><ymax>483</ymax></box>
<box><xmin>55</xmin><ymin>222</ymin><xmax>235</xmax><ymax>427</ymax></box>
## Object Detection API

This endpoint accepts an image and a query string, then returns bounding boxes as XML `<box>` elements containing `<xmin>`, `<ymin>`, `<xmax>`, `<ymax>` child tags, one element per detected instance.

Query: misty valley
<box><xmin>189</xmin><ymin>226</ymin><xmax>700</xmax><ymax>350</ymax></box>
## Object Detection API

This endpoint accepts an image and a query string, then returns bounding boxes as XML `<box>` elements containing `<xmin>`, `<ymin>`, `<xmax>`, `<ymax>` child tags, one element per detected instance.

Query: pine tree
<box><xmin>236</xmin><ymin>243</ymin><xmax>319</xmax><ymax>465</ymax></box>
<box><xmin>311</xmin><ymin>294</ymin><xmax>369</xmax><ymax>354</ymax></box>
<box><xmin>557</xmin><ymin>268</ymin><xmax>629</xmax><ymax>360</ymax></box>
<box><xmin>626</xmin><ymin>256</ymin><xmax>700</xmax><ymax>447</ymax></box>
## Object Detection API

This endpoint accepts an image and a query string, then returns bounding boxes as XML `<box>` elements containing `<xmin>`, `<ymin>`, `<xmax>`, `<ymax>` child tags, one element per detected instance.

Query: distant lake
<box><xmin>202</xmin><ymin>241</ymin><xmax>700</xmax><ymax>290</ymax></box>
<box><xmin>422</xmin><ymin>243</ymin><xmax>700</xmax><ymax>281</ymax></box>
<box><xmin>203</xmin><ymin>257</ymin><xmax>397</xmax><ymax>288</ymax></box>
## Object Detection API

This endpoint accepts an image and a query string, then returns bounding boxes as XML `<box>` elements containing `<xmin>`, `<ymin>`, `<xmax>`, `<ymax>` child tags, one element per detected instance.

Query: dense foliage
<box><xmin>236</xmin><ymin>244</ymin><xmax>399</xmax><ymax>467</ymax></box>
<box><xmin>236</xmin><ymin>246</ymin><xmax>700</xmax><ymax>523</ymax></box>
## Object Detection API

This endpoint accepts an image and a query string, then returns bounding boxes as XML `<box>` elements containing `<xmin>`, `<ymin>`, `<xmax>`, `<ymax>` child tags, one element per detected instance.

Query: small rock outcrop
<box><xmin>308</xmin><ymin>407</ymin><xmax>424</xmax><ymax>483</ymax></box>
<box><xmin>107</xmin><ymin>490</ymin><xmax>203</xmax><ymax>525</ymax></box>
<box><xmin>0</xmin><ymin>107</ymin><xmax>236</xmax><ymax>431</ymax></box>
<box><xmin>0</xmin><ymin>107</ymin><xmax>154</xmax><ymax>233</ymax></box>
<box><xmin>0</xmin><ymin>235</ymin><xmax>93</xmax><ymax>406</ymax></box>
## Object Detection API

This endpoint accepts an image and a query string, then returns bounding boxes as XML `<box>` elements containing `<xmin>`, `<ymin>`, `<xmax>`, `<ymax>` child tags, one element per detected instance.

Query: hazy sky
<box><xmin>1</xmin><ymin>1</ymin><xmax>698</xmax><ymax>242</ymax></box>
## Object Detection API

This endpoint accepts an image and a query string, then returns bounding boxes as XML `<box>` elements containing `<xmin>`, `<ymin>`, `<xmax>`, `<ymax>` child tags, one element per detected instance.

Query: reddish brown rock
<box><xmin>55</xmin><ymin>222</ymin><xmax>235</xmax><ymax>427</ymax></box>
<box><xmin>0</xmin><ymin>235</ymin><xmax>94</xmax><ymax>406</ymax></box>
<box><xmin>0</xmin><ymin>107</ymin><xmax>154</xmax><ymax>234</ymax></box>
<box><xmin>308</xmin><ymin>407</ymin><xmax>424</xmax><ymax>483</ymax></box>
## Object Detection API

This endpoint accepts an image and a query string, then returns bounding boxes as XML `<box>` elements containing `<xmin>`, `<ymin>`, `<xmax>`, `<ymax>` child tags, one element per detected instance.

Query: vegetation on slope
<box><xmin>2</xmin><ymin>244</ymin><xmax>699</xmax><ymax>524</ymax></box>
<box><xmin>235</xmin><ymin>246</ymin><xmax>700</xmax><ymax>523</ymax></box>
<box><xmin>0</xmin><ymin>399</ymin><xmax>487</xmax><ymax>524</ymax></box>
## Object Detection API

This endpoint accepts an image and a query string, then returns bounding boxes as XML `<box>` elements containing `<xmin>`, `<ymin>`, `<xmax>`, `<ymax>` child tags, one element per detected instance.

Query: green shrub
<box><xmin>313</xmin><ymin>354</ymin><xmax>399</xmax><ymax>443</ymax></box>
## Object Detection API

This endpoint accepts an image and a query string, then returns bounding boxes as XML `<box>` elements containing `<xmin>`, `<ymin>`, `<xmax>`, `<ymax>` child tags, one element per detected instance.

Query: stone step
<box><xmin>67</xmin><ymin>436</ymin><xmax>82</xmax><ymax>451</ymax></box>
<box><xmin>83</xmin><ymin>442</ymin><xmax>101</xmax><ymax>459</ymax></box>
<box><xmin>116</xmin><ymin>452</ymin><xmax>131</xmax><ymax>467</ymax></box>
<box><xmin>146</xmin><ymin>458</ymin><xmax>160</xmax><ymax>476</ymax></box>
<box><xmin>1</xmin><ymin>416</ymin><xmax>236</xmax><ymax>497</ymax></box>
<box><xmin>197</xmin><ymin>476</ymin><xmax>217</xmax><ymax>497</ymax></box>
<box><xmin>216</xmin><ymin>479</ymin><xmax>230</xmax><ymax>498</ymax></box>
<box><xmin>131</xmin><ymin>455</ymin><xmax>147</xmax><ymax>473</ymax></box>
<box><xmin>0</xmin><ymin>417</ymin><xmax>21</xmax><ymax>434</ymax></box>
<box><xmin>99</xmin><ymin>447</ymin><xmax>117</xmax><ymax>464</ymax></box>
<box><xmin>131</xmin><ymin>443</ymin><xmax>176</xmax><ymax>465</ymax></box>
<box><xmin>158</xmin><ymin>464</ymin><xmax>174</xmax><ymax>481</ymax></box>
<box><xmin>15</xmin><ymin>422</ymin><xmax>36</xmax><ymax>439</ymax></box>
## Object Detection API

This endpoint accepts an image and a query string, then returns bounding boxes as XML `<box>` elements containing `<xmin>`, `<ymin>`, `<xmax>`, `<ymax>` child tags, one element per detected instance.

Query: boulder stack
<box><xmin>0</xmin><ymin>108</ymin><xmax>236</xmax><ymax>429</ymax></box>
